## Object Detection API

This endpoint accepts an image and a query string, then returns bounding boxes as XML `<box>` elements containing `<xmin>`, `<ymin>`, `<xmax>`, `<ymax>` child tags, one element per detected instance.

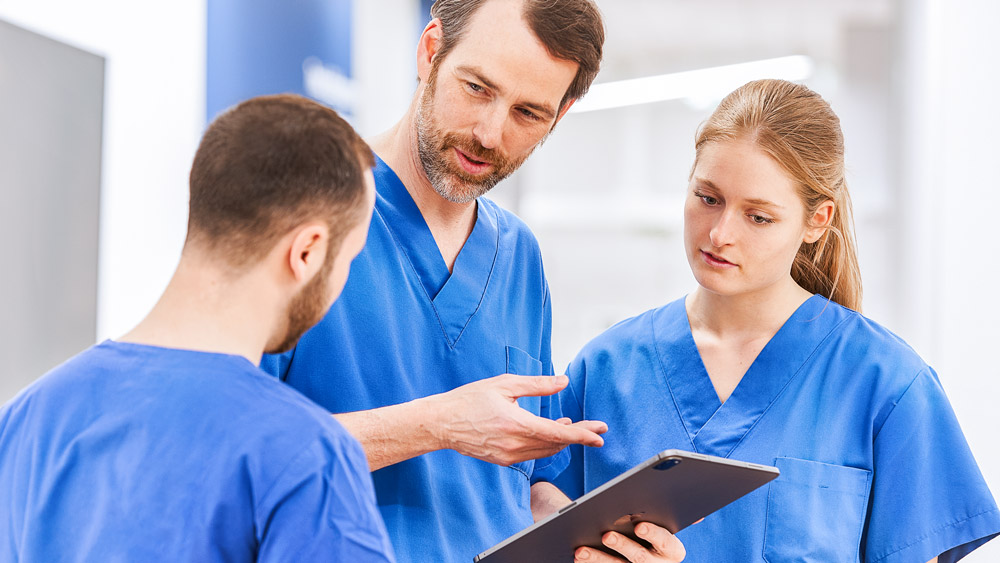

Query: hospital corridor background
<box><xmin>1</xmin><ymin>0</ymin><xmax>998</xmax><ymax>560</ymax></box>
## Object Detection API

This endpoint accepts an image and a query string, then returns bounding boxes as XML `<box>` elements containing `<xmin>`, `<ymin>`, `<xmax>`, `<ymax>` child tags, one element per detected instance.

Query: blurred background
<box><xmin>0</xmin><ymin>0</ymin><xmax>997</xmax><ymax>558</ymax></box>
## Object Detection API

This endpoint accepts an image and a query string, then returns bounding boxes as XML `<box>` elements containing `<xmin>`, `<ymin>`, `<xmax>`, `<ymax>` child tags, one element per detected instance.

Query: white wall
<box><xmin>897</xmin><ymin>1</ymin><xmax>1000</xmax><ymax>559</ymax></box>
<box><xmin>352</xmin><ymin>0</ymin><xmax>419</xmax><ymax>138</ymax></box>
<box><xmin>0</xmin><ymin>0</ymin><xmax>206</xmax><ymax>341</ymax></box>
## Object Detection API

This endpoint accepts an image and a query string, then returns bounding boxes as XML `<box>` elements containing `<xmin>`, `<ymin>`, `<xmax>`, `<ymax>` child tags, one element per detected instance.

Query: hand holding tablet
<box><xmin>475</xmin><ymin>450</ymin><xmax>779</xmax><ymax>563</ymax></box>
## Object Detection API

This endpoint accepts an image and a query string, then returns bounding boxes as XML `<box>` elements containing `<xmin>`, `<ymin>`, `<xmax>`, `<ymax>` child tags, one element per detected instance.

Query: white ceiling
<box><xmin>593</xmin><ymin>0</ymin><xmax>896</xmax><ymax>81</ymax></box>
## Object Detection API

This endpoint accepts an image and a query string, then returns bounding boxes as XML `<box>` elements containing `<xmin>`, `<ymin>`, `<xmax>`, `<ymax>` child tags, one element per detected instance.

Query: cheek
<box><xmin>433</xmin><ymin>86</ymin><xmax>473</xmax><ymax>122</ymax></box>
<box><xmin>755</xmin><ymin>227</ymin><xmax>805</xmax><ymax>270</ymax></box>
<box><xmin>683</xmin><ymin>205</ymin><xmax>708</xmax><ymax>242</ymax></box>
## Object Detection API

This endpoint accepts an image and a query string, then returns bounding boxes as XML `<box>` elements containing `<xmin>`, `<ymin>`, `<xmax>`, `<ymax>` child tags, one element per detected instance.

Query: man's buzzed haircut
<box><xmin>187</xmin><ymin>94</ymin><xmax>375</xmax><ymax>268</ymax></box>
<box><xmin>430</xmin><ymin>0</ymin><xmax>605</xmax><ymax>110</ymax></box>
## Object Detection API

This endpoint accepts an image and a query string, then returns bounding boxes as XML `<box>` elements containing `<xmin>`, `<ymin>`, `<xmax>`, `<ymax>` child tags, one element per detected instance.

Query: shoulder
<box><xmin>212</xmin><ymin>366</ymin><xmax>369</xmax><ymax>492</ymax></box>
<box><xmin>572</xmin><ymin>298</ymin><xmax>685</xmax><ymax>366</ymax></box>
<box><xmin>818</xmin><ymin>300</ymin><xmax>929</xmax><ymax>380</ymax></box>
<box><xmin>0</xmin><ymin>344</ymin><xmax>110</xmax><ymax>416</ymax></box>
<box><xmin>480</xmin><ymin>197</ymin><xmax>541</xmax><ymax>251</ymax></box>
<box><xmin>232</xmin><ymin>366</ymin><xmax>354</xmax><ymax>441</ymax></box>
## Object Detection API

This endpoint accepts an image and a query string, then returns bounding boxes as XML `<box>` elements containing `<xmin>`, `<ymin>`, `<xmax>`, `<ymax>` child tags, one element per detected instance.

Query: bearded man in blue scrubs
<box><xmin>0</xmin><ymin>95</ymin><xmax>395</xmax><ymax>562</ymax></box>
<box><xmin>257</xmin><ymin>1</ymin><xmax>662</xmax><ymax>562</ymax></box>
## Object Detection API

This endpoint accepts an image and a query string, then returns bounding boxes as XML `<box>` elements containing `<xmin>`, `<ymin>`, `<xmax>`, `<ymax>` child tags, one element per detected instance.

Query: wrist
<box><xmin>408</xmin><ymin>393</ymin><xmax>450</xmax><ymax>453</ymax></box>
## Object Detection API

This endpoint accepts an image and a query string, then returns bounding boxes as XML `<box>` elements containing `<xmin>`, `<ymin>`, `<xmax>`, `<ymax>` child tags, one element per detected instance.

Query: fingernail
<box><xmin>606</xmin><ymin>533</ymin><xmax>618</xmax><ymax>546</ymax></box>
<box><xmin>637</xmin><ymin>524</ymin><xmax>647</xmax><ymax>535</ymax></box>
<box><xmin>555</xmin><ymin>375</ymin><xmax>568</xmax><ymax>385</ymax></box>
<box><xmin>577</xmin><ymin>548</ymin><xmax>590</xmax><ymax>560</ymax></box>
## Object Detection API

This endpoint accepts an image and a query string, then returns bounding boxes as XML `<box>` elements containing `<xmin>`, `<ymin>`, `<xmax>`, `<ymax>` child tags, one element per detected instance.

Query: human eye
<box><xmin>748</xmin><ymin>213</ymin><xmax>775</xmax><ymax>225</ymax></box>
<box><xmin>693</xmin><ymin>190</ymin><xmax>719</xmax><ymax>206</ymax></box>
<box><xmin>516</xmin><ymin>107</ymin><xmax>541</xmax><ymax>122</ymax></box>
<box><xmin>466</xmin><ymin>81</ymin><xmax>485</xmax><ymax>94</ymax></box>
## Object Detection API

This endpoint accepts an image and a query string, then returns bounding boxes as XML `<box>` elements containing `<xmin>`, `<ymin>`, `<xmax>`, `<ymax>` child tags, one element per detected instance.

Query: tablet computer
<box><xmin>474</xmin><ymin>449</ymin><xmax>779</xmax><ymax>563</ymax></box>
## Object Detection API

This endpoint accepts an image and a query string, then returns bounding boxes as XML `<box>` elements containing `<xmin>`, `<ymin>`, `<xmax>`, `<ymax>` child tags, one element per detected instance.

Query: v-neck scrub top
<box><xmin>0</xmin><ymin>341</ymin><xmax>395</xmax><ymax>562</ymax></box>
<box><xmin>261</xmin><ymin>157</ymin><xmax>563</xmax><ymax>563</ymax></box>
<box><xmin>550</xmin><ymin>296</ymin><xmax>1000</xmax><ymax>563</ymax></box>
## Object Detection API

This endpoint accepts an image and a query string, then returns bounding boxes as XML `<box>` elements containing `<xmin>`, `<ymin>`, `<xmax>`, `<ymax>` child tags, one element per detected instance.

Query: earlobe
<box><xmin>416</xmin><ymin>18</ymin><xmax>443</xmax><ymax>82</ymax></box>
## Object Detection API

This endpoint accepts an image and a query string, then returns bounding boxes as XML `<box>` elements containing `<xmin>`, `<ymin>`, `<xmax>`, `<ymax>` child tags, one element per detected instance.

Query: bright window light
<box><xmin>570</xmin><ymin>55</ymin><xmax>815</xmax><ymax>113</ymax></box>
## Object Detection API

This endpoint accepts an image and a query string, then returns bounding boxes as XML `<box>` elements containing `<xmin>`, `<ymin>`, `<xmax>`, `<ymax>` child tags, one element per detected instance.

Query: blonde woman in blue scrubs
<box><xmin>550</xmin><ymin>79</ymin><xmax>1000</xmax><ymax>563</ymax></box>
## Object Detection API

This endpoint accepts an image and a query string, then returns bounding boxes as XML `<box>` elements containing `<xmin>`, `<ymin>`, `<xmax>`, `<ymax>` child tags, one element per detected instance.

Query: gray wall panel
<box><xmin>0</xmin><ymin>19</ymin><xmax>104</xmax><ymax>402</ymax></box>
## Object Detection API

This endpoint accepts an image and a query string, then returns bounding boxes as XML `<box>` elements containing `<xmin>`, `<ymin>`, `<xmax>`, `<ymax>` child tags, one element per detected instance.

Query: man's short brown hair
<box><xmin>187</xmin><ymin>94</ymin><xmax>374</xmax><ymax>268</ymax></box>
<box><xmin>429</xmin><ymin>0</ymin><xmax>604</xmax><ymax>110</ymax></box>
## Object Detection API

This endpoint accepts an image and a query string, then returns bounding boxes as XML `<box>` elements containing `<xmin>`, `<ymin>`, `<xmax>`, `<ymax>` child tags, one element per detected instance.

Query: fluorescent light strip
<box><xmin>570</xmin><ymin>55</ymin><xmax>815</xmax><ymax>113</ymax></box>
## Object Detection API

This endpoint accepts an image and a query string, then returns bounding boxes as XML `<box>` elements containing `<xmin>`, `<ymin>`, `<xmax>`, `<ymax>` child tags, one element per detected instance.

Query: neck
<box><xmin>369</xmin><ymin>106</ymin><xmax>478</xmax><ymax>239</ymax></box>
<box><xmin>118</xmin><ymin>254</ymin><xmax>284</xmax><ymax>366</ymax></box>
<box><xmin>685</xmin><ymin>277</ymin><xmax>813</xmax><ymax>338</ymax></box>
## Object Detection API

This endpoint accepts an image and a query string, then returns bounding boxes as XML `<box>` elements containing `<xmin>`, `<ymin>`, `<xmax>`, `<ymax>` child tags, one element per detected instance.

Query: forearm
<box><xmin>333</xmin><ymin>399</ymin><xmax>442</xmax><ymax>471</ymax></box>
<box><xmin>530</xmin><ymin>481</ymin><xmax>572</xmax><ymax>522</ymax></box>
<box><xmin>334</xmin><ymin>374</ymin><xmax>606</xmax><ymax>471</ymax></box>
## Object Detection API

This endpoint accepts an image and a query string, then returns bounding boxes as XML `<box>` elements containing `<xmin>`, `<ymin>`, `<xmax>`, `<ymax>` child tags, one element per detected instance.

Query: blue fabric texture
<box><xmin>0</xmin><ymin>341</ymin><xmax>395</xmax><ymax>563</ymax></box>
<box><xmin>551</xmin><ymin>295</ymin><xmax>1000</xmax><ymax>563</ymax></box>
<box><xmin>260</xmin><ymin>156</ymin><xmax>563</xmax><ymax>563</ymax></box>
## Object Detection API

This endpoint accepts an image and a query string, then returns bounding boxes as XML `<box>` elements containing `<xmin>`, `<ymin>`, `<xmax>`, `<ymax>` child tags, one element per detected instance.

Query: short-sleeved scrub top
<box><xmin>261</xmin><ymin>156</ymin><xmax>565</xmax><ymax>563</ymax></box>
<box><xmin>0</xmin><ymin>341</ymin><xmax>395</xmax><ymax>563</ymax></box>
<box><xmin>551</xmin><ymin>295</ymin><xmax>1000</xmax><ymax>563</ymax></box>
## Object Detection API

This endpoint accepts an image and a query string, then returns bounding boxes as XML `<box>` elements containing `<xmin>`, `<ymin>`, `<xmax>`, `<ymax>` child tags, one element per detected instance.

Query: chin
<box><xmin>692</xmin><ymin>273</ymin><xmax>740</xmax><ymax>298</ymax></box>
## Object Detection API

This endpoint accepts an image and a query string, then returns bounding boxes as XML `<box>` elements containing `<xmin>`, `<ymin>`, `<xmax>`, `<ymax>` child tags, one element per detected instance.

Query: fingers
<box><xmin>496</xmin><ymin>374</ymin><xmax>569</xmax><ymax>398</ymax></box>
<box><xmin>574</xmin><ymin>524</ymin><xmax>685</xmax><ymax>563</ymax></box>
<box><xmin>442</xmin><ymin>374</ymin><xmax>607</xmax><ymax>465</ymax></box>
<box><xmin>634</xmin><ymin>522</ymin><xmax>685</xmax><ymax>561</ymax></box>
<box><xmin>572</xmin><ymin>419</ymin><xmax>609</xmax><ymax>435</ymax></box>
<box><xmin>574</xmin><ymin>546</ymin><xmax>621</xmax><ymax>562</ymax></box>
<box><xmin>603</xmin><ymin>531</ymin><xmax>653</xmax><ymax>562</ymax></box>
<box><xmin>529</xmin><ymin>415</ymin><xmax>605</xmax><ymax>448</ymax></box>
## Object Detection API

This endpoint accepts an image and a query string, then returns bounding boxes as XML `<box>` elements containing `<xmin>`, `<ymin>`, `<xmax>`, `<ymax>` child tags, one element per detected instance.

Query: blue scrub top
<box><xmin>551</xmin><ymin>295</ymin><xmax>1000</xmax><ymax>563</ymax></box>
<box><xmin>0</xmin><ymin>341</ymin><xmax>395</xmax><ymax>563</ymax></box>
<box><xmin>261</xmin><ymin>156</ymin><xmax>565</xmax><ymax>563</ymax></box>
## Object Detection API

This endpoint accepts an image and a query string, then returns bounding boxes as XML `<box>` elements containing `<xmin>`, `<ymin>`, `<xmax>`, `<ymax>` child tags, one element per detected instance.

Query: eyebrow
<box><xmin>455</xmin><ymin>65</ymin><xmax>558</xmax><ymax>121</ymax></box>
<box><xmin>693</xmin><ymin>178</ymin><xmax>785</xmax><ymax>209</ymax></box>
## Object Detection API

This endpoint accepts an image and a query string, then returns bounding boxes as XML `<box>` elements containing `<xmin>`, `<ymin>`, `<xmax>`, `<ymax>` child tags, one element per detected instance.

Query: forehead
<box><xmin>441</xmin><ymin>0</ymin><xmax>578</xmax><ymax>107</ymax></box>
<box><xmin>693</xmin><ymin>139</ymin><xmax>801</xmax><ymax>205</ymax></box>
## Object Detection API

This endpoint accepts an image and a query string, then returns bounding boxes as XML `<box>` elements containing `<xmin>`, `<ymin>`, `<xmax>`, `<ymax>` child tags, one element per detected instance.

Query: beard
<box><xmin>415</xmin><ymin>68</ymin><xmax>537</xmax><ymax>204</ymax></box>
<box><xmin>265</xmin><ymin>254</ymin><xmax>333</xmax><ymax>355</ymax></box>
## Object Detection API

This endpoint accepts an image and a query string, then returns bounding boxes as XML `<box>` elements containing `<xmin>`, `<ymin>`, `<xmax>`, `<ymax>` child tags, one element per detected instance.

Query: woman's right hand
<box><xmin>574</xmin><ymin>522</ymin><xmax>685</xmax><ymax>563</ymax></box>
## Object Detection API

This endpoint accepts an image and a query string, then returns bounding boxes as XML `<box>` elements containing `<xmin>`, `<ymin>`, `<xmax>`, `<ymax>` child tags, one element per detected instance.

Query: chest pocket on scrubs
<box><xmin>763</xmin><ymin>457</ymin><xmax>871</xmax><ymax>563</ymax></box>
<box><xmin>505</xmin><ymin>345</ymin><xmax>544</xmax><ymax>479</ymax></box>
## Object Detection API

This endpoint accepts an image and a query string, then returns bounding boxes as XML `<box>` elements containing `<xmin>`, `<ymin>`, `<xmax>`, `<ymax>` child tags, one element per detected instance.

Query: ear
<box><xmin>803</xmin><ymin>200</ymin><xmax>835</xmax><ymax>244</ymax></box>
<box><xmin>285</xmin><ymin>222</ymin><xmax>329</xmax><ymax>285</ymax></box>
<box><xmin>416</xmin><ymin>18</ymin><xmax>444</xmax><ymax>83</ymax></box>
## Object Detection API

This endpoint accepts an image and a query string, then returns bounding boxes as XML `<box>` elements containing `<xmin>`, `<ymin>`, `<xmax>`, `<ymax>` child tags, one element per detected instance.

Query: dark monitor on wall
<box><xmin>0</xmin><ymin>19</ymin><xmax>104</xmax><ymax>403</ymax></box>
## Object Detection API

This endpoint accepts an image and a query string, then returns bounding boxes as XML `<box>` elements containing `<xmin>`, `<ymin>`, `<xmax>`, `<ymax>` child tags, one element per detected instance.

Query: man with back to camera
<box><xmin>0</xmin><ymin>95</ymin><xmax>396</xmax><ymax>562</ymax></box>
<box><xmin>262</xmin><ymin>1</ymin><xmax>683</xmax><ymax>562</ymax></box>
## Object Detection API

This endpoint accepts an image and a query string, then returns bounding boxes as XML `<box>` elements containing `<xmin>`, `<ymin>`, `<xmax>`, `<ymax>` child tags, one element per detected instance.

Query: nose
<box><xmin>472</xmin><ymin>104</ymin><xmax>507</xmax><ymax>150</ymax></box>
<box><xmin>709</xmin><ymin>210</ymin><xmax>738</xmax><ymax>248</ymax></box>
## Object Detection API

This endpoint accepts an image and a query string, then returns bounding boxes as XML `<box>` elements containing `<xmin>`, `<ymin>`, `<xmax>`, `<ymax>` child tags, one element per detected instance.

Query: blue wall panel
<box><xmin>206</xmin><ymin>0</ymin><xmax>353</xmax><ymax>121</ymax></box>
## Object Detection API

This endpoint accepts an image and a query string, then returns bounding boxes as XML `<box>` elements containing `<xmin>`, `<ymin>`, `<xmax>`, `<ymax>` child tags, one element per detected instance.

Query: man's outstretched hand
<box><xmin>427</xmin><ymin>374</ymin><xmax>607</xmax><ymax>466</ymax></box>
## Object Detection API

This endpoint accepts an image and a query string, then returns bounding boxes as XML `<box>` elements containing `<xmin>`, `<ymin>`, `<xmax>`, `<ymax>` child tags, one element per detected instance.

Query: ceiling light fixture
<box><xmin>570</xmin><ymin>55</ymin><xmax>815</xmax><ymax>113</ymax></box>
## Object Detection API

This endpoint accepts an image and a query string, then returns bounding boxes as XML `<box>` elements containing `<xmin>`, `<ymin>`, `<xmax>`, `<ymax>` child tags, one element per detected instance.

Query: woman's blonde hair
<box><xmin>693</xmin><ymin>79</ymin><xmax>863</xmax><ymax>311</ymax></box>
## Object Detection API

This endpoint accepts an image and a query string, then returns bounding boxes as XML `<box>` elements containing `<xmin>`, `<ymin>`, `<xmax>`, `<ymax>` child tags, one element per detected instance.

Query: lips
<box><xmin>453</xmin><ymin>147</ymin><xmax>493</xmax><ymax>175</ymax></box>
<box><xmin>701</xmin><ymin>250</ymin><xmax>736</xmax><ymax>267</ymax></box>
